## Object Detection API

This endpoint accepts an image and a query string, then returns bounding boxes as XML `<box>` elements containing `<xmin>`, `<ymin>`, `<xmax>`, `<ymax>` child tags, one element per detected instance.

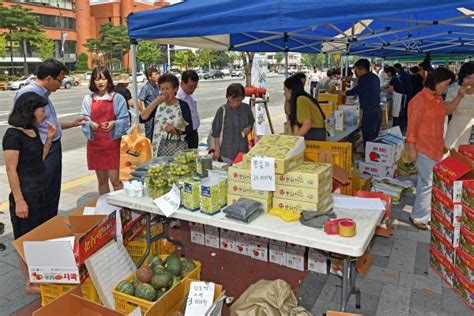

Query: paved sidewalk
<box><xmin>1</xmin><ymin>110</ymin><xmax>472</xmax><ymax>315</ymax></box>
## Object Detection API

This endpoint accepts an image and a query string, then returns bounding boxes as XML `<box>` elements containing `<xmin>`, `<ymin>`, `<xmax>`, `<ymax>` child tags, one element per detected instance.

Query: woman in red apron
<box><xmin>81</xmin><ymin>67</ymin><xmax>130</xmax><ymax>194</ymax></box>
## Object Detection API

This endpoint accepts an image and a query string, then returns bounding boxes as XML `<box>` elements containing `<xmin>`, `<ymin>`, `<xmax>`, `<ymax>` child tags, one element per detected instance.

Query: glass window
<box><xmin>14</xmin><ymin>0</ymin><xmax>74</xmax><ymax>10</ymax></box>
<box><xmin>34</xmin><ymin>14</ymin><xmax>76</xmax><ymax>30</ymax></box>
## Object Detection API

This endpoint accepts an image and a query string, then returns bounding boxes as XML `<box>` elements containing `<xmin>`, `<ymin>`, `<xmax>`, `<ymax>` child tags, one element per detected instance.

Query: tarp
<box><xmin>128</xmin><ymin>0</ymin><xmax>474</xmax><ymax>57</ymax></box>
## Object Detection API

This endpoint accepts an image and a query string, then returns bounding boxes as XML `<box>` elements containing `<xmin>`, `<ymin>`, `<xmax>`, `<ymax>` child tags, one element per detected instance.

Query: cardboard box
<box><xmin>182</xmin><ymin>178</ymin><xmax>201</xmax><ymax>211</ymax></box>
<box><xmin>334</xmin><ymin>110</ymin><xmax>344</xmax><ymax>132</ymax></box>
<box><xmin>250</xmin><ymin>240</ymin><xmax>268</xmax><ymax>262</ymax></box>
<box><xmin>430</xmin><ymin>246</ymin><xmax>455</xmax><ymax>287</ymax></box>
<box><xmin>365</xmin><ymin>134</ymin><xmax>404</xmax><ymax>167</ymax></box>
<box><xmin>219</xmin><ymin>229</ymin><xmax>236</xmax><ymax>252</ymax></box>
<box><xmin>433</xmin><ymin>157</ymin><xmax>473</xmax><ymax>203</ymax></box>
<box><xmin>358</xmin><ymin>161</ymin><xmax>397</xmax><ymax>179</ymax></box>
<box><xmin>463</xmin><ymin>180</ymin><xmax>474</xmax><ymax>210</ymax></box>
<box><xmin>463</xmin><ymin>203</ymin><xmax>474</xmax><ymax>234</ymax></box>
<box><xmin>242</xmin><ymin>134</ymin><xmax>305</xmax><ymax>174</ymax></box>
<box><xmin>33</xmin><ymin>287</ymin><xmax>125</xmax><ymax>316</ymax></box>
<box><xmin>460</xmin><ymin>226</ymin><xmax>474</xmax><ymax>258</ymax></box>
<box><xmin>227</xmin><ymin>163</ymin><xmax>252</xmax><ymax>183</ymax></box>
<box><xmin>269</xmin><ymin>243</ymin><xmax>286</xmax><ymax>266</ymax></box>
<box><xmin>453</xmin><ymin>270</ymin><xmax>474</xmax><ymax>309</ymax></box>
<box><xmin>431</xmin><ymin>227</ymin><xmax>456</xmax><ymax>264</ymax></box>
<box><xmin>227</xmin><ymin>180</ymin><xmax>273</xmax><ymax>200</ymax></box>
<box><xmin>269</xmin><ymin>239</ymin><xmax>286</xmax><ymax>247</ymax></box>
<box><xmin>274</xmin><ymin>181</ymin><xmax>332</xmax><ymax>203</ymax></box>
<box><xmin>234</xmin><ymin>233</ymin><xmax>251</xmax><ymax>256</ymax></box>
<box><xmin>431</xmin><ymin>208</ymin><xmax>460</xmax><ymax>247</ymax></box>
<box><xmin>227</xmin><ymin>194</ymin><xmax>272</xmax><ymax>212</ymax></box>
<box><xmin>459</xmin><ymin>145</ymin><xmax>474</xmax><ymax>162</ymax></box>
<box><xmin>308</xmin><ymin>248</ymin><xmax>328</xmax><ymax>274</ymax></box>
<box><xmin>272</xmin><ymin>195</ymin><xmax>333</xmax><ymax>215</ymax></box>
<box><xmin>286</xmin><ymin>244</ymin><xmax>306</xmax><ymax>271</ymax></box>
<box><xmin>432</xmin><ymin>187</ymin><xmax>463</xmax><ymax>226</ymax></box>
<box><xmin>189</xmin><ymin>222</ymin><xmax>205</xmax><ymax>245</ymax></box>
<box><xmin>204</xmin><ymin>225</ymin><xmax>220</xmax><ymax>249</ymax></box>
<box><xmin>275</xmin><ymin>161</ymin><xmax>333</xmax><ymax>189</ymax></box>
<box><xmin>455</xmin><ymin>248</ymin><xmax>474</xmax><ymax>283</ymax></box>
<box><xmin>14</xmin><ymin>213</ymin><xmax>116</xmax><ymax>284</ymax></box>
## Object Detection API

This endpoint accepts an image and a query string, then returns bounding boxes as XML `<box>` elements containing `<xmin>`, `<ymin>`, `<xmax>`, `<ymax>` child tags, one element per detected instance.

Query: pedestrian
<box><xmin>3</xmin><ymin>92</ymin><xmax>57</xmax><ymax>293</ymax></box>
<box><xmin>341</xmin><ymin>59</ymin><xmax>381</xmax><ymax>144</ymax></box>
<box><xmin>318</xmin><ymin>69</ymin><xmax>334</xmax><ymax>93</ymax></box>
<box><xmin>138</xmin><ymin>67</ymin><xmax>160</xmax><ymax>141</ymax></box>
<box><xmin>81</xmin><ymin>67</ymin><xmax>130</xmax><ymax>195</ymax></box>
<box><xmin>406</xmin><ymin>67</ymin><xmax>465</xmax><ymax>230</ymax></box>
<box><xmin>284</xmin><ymin>76</ymin><xmax>326</xmax><ymax>140</ymax></box>
<box><xmin>445</xmin><ymin>61</ymin><xmax>474</xmax><ymax>150</ymax></box>
<box><xmin>13</xmin><ymin>59</ymin><xmax>85</xmax><ymax>218</ymax></box>
<box><xmin>394</xmin><ymin>63</ymin><xmax>413</xmax><ymax>131</ymax></box>
<box><xmin>308</xmin><ymin>68</ymin><xmax>322</xmax><ymax>97</ymax></box>
<box><xmin>114</xmin><ymin>73</ymin><xmax>134</xmax><ymax>111</ymax></box>
<box><xmin>211</xmin><ymin>83</ymin><xmax>255</xmax><ymax>162</ymax></box>
<box><xmin>177</xmin><ymin>70</ymin><xmax>200</xmax><ymax>148</ymax></box>
<box><xmin>384</xmin><ymin>66</ymin><xmax>404</xmax><ymax>127</ymax></box>
<box><xmin>378</xmin><ymin>65</ymin><xmax>390</xmax><ymax>88</ymax></box>
<box><xmin>140</xmin><ymin>74</ymin><xmax>192</xmax><ymax>156</ymax></box>
<box><xmin>409</xmin><ymin>66</ymin><xmax>424</xmax><ymax>97</ymax></box>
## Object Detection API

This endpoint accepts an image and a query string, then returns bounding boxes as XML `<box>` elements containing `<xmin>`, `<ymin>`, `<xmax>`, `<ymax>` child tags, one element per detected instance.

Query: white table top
<box><xmin>328</xmin><ymin>125</ymin><xmax>360</xmax><ymax>142</ymax></box>
<box><xmin>107</xmin><ymin>193</ymin><xmax>384</xmax><ymax>257</ymax></box>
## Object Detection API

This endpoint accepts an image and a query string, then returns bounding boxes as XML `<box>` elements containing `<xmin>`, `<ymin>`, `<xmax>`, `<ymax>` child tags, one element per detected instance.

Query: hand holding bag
<box><xmin>157</xmin><ymin>132</ymin><xmax>188</xmax><ymax>157</ymax></box>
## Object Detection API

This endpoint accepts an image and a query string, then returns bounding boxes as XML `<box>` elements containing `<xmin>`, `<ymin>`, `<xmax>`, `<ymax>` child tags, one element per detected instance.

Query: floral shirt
<box><xmin>152</xmin><ymin>100</ymin><xmax>187</xmax><ymax>155</ymax></box>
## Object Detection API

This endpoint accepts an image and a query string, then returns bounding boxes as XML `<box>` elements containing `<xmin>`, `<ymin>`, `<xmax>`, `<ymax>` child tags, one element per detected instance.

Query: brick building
<box><xmin>1</xmin><ymin>0</ymin><xmax>168</xmax><ymax>74</ymax></box>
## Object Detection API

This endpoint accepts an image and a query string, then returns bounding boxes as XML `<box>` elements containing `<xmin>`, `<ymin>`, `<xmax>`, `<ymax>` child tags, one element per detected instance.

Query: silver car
<box><xmin>9</xmin><ymin>75</ymin><xmax>36</xmax><ymax>90</ymax></box>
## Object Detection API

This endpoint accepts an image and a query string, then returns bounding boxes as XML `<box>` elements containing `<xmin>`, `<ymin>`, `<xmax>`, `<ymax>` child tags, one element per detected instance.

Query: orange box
<box><xmin>431</xmin><ymin>208</ymin><xmax>460</xmax><ymax>247</ymax></box>
<box><xmin>455</xmin><ymin>248</ymin><xmax>474</xmax><ymax>283</ymax></box>
<box><xmin>453</xmin><ymin>270</ymin><xmax>474</xmax><ymax>309</ymax></box>
<box><xmin>431</xmin><ymin>227</ymin><xmax>456</xmax><ymax>264</ymax></box>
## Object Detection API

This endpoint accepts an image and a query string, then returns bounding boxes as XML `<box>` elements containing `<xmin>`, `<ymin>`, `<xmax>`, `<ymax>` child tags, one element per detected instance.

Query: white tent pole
<box><xmin>130</xmin><ymin>39</ymin><xmax>139</xmax><ymax>124</ymax></box>
<box><xmin>167</xmin><ymin>44</ymin><xmax>171</xmax><ymax>72</ymax></box>
<box><xmin>340</xmin><ymin>55</ymin><xmax>344</xmax><ymax>74</ymax></box>
<box><xmin>345</xmin><ymin>55</ymin><xmax>349</xmax><ymax>75</ymax></box>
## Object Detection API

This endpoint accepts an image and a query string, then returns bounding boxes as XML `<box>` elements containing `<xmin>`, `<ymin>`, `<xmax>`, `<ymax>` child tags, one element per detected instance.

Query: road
<box><xmin>0</xmin><ymin>75</ymin><xmax>286</xmax><ymax>165</ymax></box>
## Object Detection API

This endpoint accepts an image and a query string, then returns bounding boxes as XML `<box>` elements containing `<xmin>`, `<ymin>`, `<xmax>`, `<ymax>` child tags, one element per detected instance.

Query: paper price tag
<box><xmin>185</xmin><ymin>281</ymin><xmax>215</xmax><ymax>316</ymax></box>
<box><xmin>251</xmin><ymin>156</ymin><xmax>275</xmax><ymax>191</ymax></box>
<box><xmin>153</xmin><ymin>184</ymin><xmax>181</xmax><ymax>217</ymax></box>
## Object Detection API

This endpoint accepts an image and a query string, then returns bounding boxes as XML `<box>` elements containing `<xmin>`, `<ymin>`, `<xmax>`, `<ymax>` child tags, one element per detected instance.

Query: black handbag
<box><xmin>157</xmin><ymin>133</ymin><xmax>188</xmax><ymax>157</ymax></box>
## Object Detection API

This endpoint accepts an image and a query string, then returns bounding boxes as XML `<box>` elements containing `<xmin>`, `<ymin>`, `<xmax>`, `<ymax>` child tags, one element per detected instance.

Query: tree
<box><xmin>0</xmin><ymin>35</ymin><xmax>6</xmax><ymax>58</ymax></box>
<box><xmin>0</xmin><ymin>4</ymin><xmax>44</xmax><ymax>75</ymax></box>
<box><xmin>137</xmin><ymin>41</ymin><xmax>162</xmax><ymax>67</ymax></box>
<box><xmin>301</xmin><ymin>53</ymin><xmax>326</xmax><ymax>68</ymax></box>
<box><xmin>84</xmin><ymin>22</ymin><xmax>129</xmax><ymax>70</ymax></box>
<box><xmin>33</xmin><ymin>36</ymin><xmax>55</xmax><ymax>61</ymax></box>
<box><xmin>193</xmin><ymin>49</ymin><xmax>215</xmax><ymax>70</ymax></box>
<box><xmin>241</xmin><ymin>52</ymin><xmax>255</xmax><ymax>86</ymax></box>
<box><xmin>274</xmin><ymin>52</ymin><xmax>284</xmax><ymax>69</ymax></box>
<box><xmin>213</xmin><ymin>51</ymin><xmax>231</xmax><ymax>68</ymax></box>
<box><xmin>173</xmin><ymin>50</ymin><xmax>194</xmax><ymax>70</ymax></box>
<box><xmin>76</xmin><ymin>53</ymin><xmax>89</xmax><ymax>72</ymax></box>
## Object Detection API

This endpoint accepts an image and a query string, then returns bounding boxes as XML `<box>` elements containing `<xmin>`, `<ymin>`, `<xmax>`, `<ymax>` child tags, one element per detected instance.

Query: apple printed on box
<box><xmin>269</xmin><ymin>244</ymin><xmax>286</xmax><ymax>266</ymax></box>
<box><xmin>250</xmin><ymin>240</ymin><xmax>268</xmax><ymax>262</ymax></box>
<box><xmin>430</xmin><ymin>246</ymin><xmax>455</xmax><ymax>286</ymax></box>
<box><xmin>462</xmin><ymin>180</ymin><xmax>474</xmax><ymax>210</ymax></box>
<box><xmin>455</xmin><ymin>247</ymin><xmax>474</xmax><ymax>283</ymax></box>
<box><xmin>433</xmin><ymin>157</ymin><xmax>471</xmax><ymax>203</ymax></box>
<box><xmin>432</xmin><ymin>187</ymin><xmax>463</xmax><ymax>226</ymax></box>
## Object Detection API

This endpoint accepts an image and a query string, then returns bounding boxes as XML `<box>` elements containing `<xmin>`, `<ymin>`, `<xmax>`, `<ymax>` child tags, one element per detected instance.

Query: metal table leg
<box><xmin>340</xmin><ymin>257</ymin><xmax>361</xmax><ymax>312</ymax></box>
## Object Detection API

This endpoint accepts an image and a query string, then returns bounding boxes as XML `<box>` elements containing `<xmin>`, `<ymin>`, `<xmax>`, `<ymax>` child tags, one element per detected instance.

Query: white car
<box><xmin>129</xmin><ymin>71</ymin><xmax>146</xmax><ymax>83</ymax></box>
<box><xmin>85</xmin><ymin>71</ymin><xmax>92</xmax><ymax>80</ymax></box>
<box><xmin>9</xmin><ymin>75</ymin><xmax>36</xmax><ymax>90</ymax></box>
<box><xmin>221</xmin><ymin>68</ymin><xmax>230</xmax><ymax>75</ymax></box>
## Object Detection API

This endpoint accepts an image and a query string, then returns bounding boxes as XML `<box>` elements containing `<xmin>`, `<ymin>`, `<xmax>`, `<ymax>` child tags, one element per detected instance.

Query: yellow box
<box><xmin>200</xmin><ymin>180</ymin><xmax>222</xmax><ymax>215</ymax></box>
<box><xmin>227</xmin><ymin>194</ymin><xmax>273</xmax><ymax>212</ymax></box>
<box><xmin>274</xmin><ymin>180</ymin><xmax>332</xmax><ymax>203</ymax></box>
<box><xmin>242</xmin><ymin>135</ymin><xmax>305</xmax><ymax>174</ymax></box>
<box><xmin>227</xmin><ymin>180</ymin><xmax>273</xmax><ymax>200</ymax></box>
<box><xmin>275</xmin><ymin>161</ymin><xmax>333</xmax><ymax>189</ymax></box>
<box><xmin>228</xmin><ymin>163</ymin><xmax>252</xmax><ymax>183</ymax></box>
<box><xmin>183</xmin><ymin>178</ymin><xmax>201</xmax><ymax>211</ymax></box>
<box><xmin>273</xmin><ymin>195</ymin><xmax>333</xmax><ymax>215</ymax></box>
<box><xmin>40</xmin><ymin>276</ymin><xmax>100</xmax><ymax>307</ymax></box>
<box><xmin>219</xmin><ymin>178</ymin><xmax>227</xmax><ymax>208</ymax></box>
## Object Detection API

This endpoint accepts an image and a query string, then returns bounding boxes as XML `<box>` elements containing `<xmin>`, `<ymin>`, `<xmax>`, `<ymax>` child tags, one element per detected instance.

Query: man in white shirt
<box><xmin>176</xmin><ymin>70</ymin><xmax>200</xmax><ymax>148</ymax></box>
<box><xmin>308</xmin><ymin>67</ymin><xmax>323</xmax><ymax>97</ymax></box>
<box><xmin>378</xmin><ymin>65</ymin><xmax>389</xmax><ymax>88</ymax></box>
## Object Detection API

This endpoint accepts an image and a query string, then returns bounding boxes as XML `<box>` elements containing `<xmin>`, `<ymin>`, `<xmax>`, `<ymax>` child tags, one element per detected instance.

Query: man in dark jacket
<box><xmin>394</xmin><ymin>63</ymin><xmax>413</xmax><ymax>132</ymax></box>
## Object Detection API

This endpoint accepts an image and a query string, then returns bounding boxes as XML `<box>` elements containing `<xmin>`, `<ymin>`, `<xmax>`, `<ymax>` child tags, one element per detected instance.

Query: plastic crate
<box><xmin>126</xmin><ymin>239</ymin><xmax>161</xmax><ymax>265</ymax></box>
<box><xmin>40</xmin><ymin>276</ymin><xmax>100</xmax><ymax>306</ymax></box>
<box><xmin>318</xmin><ymin>93</ymin><xmax>342</xmax><ymax>105</ymax></box>
<box><xmin>113</xmin><ymin>255</ymin><xmax>201</xmax><ymax>315</ymax></box>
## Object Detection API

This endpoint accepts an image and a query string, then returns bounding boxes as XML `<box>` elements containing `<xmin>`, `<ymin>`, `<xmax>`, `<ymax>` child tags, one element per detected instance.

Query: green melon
<box><xmin>117</xmin><ymin>280</ymin><xmax>135</xmax><ymax>296</ymax></box>
<box><xmin>172</xmin><ymin>275</ymin><xmax>182</xmax><ymax>286</ymax></box>
<box><xmin>152</xmin><ymin>264</ymin><xmax>166</xmax><ymax>275</ymax></box>
<box><xmin>135</xmin><ymin>283</ymin><xmax>156</xmax><ymax>302</ymax></box>
<box><xmin>154</xmin><ymin>288</ymin><xmax>167</xmax><ymax>301</ymax></box>
<box><xmin>165</xmin><ymin>254</ymin><xmax>182</xmax><ymax>276</ymax></box>
<box><xmin>131</xmin><ymin>277</ymin><xmax>142</xmax><ymax>288</ymax></box>
<box><xmin>147</xmin><ymin>255</ymin><xmax>163</xmax><ymax>268</ymax></box>
<box><xmin>180</xmin><ymin>258</ymin><xmax>197</xmax><ymax>277</ymax></box>
<box><xmin>151</xmin><ymin>271</ymin><xmax>174</xmax><ymax>290</ymax></box>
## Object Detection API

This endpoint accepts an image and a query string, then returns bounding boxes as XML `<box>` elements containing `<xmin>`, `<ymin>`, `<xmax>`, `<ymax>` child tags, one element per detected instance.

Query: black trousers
<box><xmin>310</xmin><ymin>81</ymin><xmax>319</xmax><ymax>97</ymax></box>
<box><xmin>361</xmin><ymin>109</ymin><xmax>382</xmax><ymax>143</ymax></box>
<box><xmin>43</xmin><ymin>140</ymin><xmax>62</xmax><ymax>218</ymax></box>
<box><xmin>185</xmin><ymin>130</ymin><xmax>199</xmax><ymax>149</ymax></box>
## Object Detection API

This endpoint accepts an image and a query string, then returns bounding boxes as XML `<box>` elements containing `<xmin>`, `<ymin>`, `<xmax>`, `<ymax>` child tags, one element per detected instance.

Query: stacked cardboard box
<box><xmin>430</xmin><ymin>156</ymin><xmax>474</xmax><ymax>309</ymax></box>
<box><xmin>272</xmin><ymin>161</ymin><xmax>334</xmax><ymax>215</ymax></box>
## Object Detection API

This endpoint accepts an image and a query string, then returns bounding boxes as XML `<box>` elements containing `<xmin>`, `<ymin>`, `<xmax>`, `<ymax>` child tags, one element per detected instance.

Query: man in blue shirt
<box><xmin>342</xmin><ymin>59</ymin><xmax>381</xmax><ymax>143</ymax></box>
<box><xmin>14</xmin><ymin>59</ymin><xmax>85</xmax><ymax>217</ymax></box>
<box><xmin>138</xmin><ymin>67</ymin><xmax>160</xmax><ymax>141</ymax></box>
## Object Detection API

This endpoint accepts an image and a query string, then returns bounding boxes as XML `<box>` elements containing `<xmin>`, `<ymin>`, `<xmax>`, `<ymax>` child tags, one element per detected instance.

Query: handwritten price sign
<box><xmin>153</xmin><ymin>184</ymin><xmax>181</xmax><ymax>217</ymax></box>
<box><xmin>251</xmin><ymin>156</ymin><xmax>275</xmax><ymax>191</ymax></box>
<box><xmin>185</xmin><ymin>281</ymin><xmax>215</xmax><ymax>316</ymax></box>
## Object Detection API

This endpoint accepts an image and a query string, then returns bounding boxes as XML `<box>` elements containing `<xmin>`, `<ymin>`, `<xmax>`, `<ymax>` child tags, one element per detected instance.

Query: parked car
<box><xmin>221</xmin><ymin>68</ymin><xmax>230</xmax><ymax>75</ymax></box>
<box><xmin>204</xmin><ymin>70</ymin><xmax>224</xmax><ymax>79</ymax></box>
<box><xmin>129</xmin><ymin>71</ymin><xmax>146</xmax><ymax>83</ymax></box>
<box><xmin>231</xmin><ymin>69</ymin><xmax>244</xmax><ymax>77</ymax></box>
<box><xmin>72</xmin><ymin>76</ymin><xmax>81</xmax><ymax>86</ymax></box>
<box><xmin>61</xmin><ymin>75</ymin><xmax>75</xmax><ymax>89</ymax></box>
<box><xmin>9</xmin><ymin>75</ymin><xmax>36</xmax><ymax>90</ymax></box>
<box><xmin>85</xmin><ymin>71</ymin><xmax>92</xmax><ymax>80</ymax></box>
<box><xmin>196</xmin><ymin>69</ymin><xmax>208</xmax><ymax>79</ymax></box>
<box><xmin>169</xmin><ymin>69</ymin><xmax>181</xmax><ymax>80</ymax></box>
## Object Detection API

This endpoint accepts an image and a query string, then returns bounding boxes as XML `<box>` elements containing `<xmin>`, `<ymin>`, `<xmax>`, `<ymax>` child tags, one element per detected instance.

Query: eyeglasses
<box><xmin>54</xmin><ymin>78</ymin><xmax>63</xmax><ymax>84</ymax></box>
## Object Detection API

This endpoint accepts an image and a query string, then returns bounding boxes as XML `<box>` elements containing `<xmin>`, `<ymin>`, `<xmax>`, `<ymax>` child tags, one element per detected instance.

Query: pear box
<box><xmin>242</xmin><ymin>135</ymin><xmax>305</xmax><ymax>174</ymax></box>
<box><xmin>182</xmin><ymin>178</ymin><xmax>201</xmax><ymax>211</ymax></box>
<box><xmin>432</xmin><ymin>187</ymin><xmax>463</xmax><ymax>226</ymax></box>
<box><xmin>274</xmin><ymin>180</ymin><xmax>332</xmax><ymax>203</ymax></box>
<box><xmin>227</xmin><ymin>163</ymin><xmax>251</xmax><ymax>183</ymax></box>
<box><xmin>433</xmin><ymin>156</ymin><xmax>473</xmax><ymax>203</ymax></box>
<box><xmin>272</xmin><ymin>194</ymin><xmax>333</xmax><ymax>215</ymax></box>
<box><xmin>275</xmin><ymin>161</ymin><xmax>333</xmax><ymax>189</ymax></box>
<box><xmin>227</xmin><ymin>194</ymin><xmax>272</xmax><ymax>212</ymax></box>
<box><xmin>227</xmin><ymin>180</ymin><xmax>272</xmax><ymax>200</ymax></box>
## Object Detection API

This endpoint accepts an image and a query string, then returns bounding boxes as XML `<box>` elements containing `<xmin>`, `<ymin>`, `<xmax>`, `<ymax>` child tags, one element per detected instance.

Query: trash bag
<box><xmin>120</xmin><ymin>124</ymin><xmax>152</xmax><ymax>180</ymax></box>
<box><xmin>397</xmin><ymin>146</ymin><xmax>417</xmax><ymax>176</ymax></box>
<box><xmin>230</xmin><ymin>279</ymin><xmax>311</xmax><ymax>316</ymax></box>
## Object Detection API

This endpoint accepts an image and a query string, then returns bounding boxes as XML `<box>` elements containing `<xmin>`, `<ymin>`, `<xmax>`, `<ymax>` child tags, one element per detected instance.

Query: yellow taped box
<box><xmin>273</xmin><ymin>195</ymin><xmax>333</xmax><ymax>215</ymax></box>
<box><xmin>274</xmin><ymin>180</ymin><xmax>332</xmax><ymax>203</ymax></box>
<box><xmin>275</xmin><ymin>161</ymin><xmax>333</xmax><ymax>189</ymax></box>
<box><xmin>227</xmin><ymin>194</ymin><xmax>273</xmax><ymax>212</ymax></box>
<box><xmin>242</xmin><ymin>134</ymin><xmax>305</xmax><ymax>174</ymax></box>
<box><xmin>227</xmin><ymin>180</ymin><xmax>273</xmax><ymax>200</ymax></box>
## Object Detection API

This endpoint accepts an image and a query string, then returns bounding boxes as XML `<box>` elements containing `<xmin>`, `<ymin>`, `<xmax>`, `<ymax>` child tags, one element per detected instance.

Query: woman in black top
<box><xmin>3</xmin><ymin>92</ymin><xmax>56</xmax><ymax>293</ymax></box>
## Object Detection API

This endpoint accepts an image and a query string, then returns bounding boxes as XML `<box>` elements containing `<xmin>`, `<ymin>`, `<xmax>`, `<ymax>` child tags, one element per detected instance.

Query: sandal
<box><xmin>409</xmin><ymin>217</ymin><xmax>429</xmax><ymax>230</ymax></box>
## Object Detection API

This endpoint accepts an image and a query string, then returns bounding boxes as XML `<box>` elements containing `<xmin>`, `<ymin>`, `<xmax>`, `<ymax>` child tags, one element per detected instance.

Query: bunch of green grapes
<box><xmin>170</xmin><ymin>163</ymin><xmax>192</xmax><ymax>176</ymax></box>
<box><xmin>148</xmin><ymin>163</ymin><xmax>167</xmax><ymax>177</ymax></box>
<box><xmin>174</xmin><ymin>151</ymin><xmax>198</xmax><ymax>164</ymax></box>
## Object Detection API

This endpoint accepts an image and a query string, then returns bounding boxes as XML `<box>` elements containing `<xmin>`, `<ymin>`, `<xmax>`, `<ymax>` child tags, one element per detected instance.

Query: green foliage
<box><xmin>137</xmin><ymin>41</ymin><xmax>162</xmax><ymax>67</ymax></box>
<box><xmin>33</xmin><ymin>36</ymin><xmax>55</xmax><ymax>61</ymax></box>
<box><xmin>76</xmin><ymin>53</ymin><xmax>89</xmax><ymax>72</ymax></box>
<box><xmin>274</xmin><ymin>53</ymin><xmax>284</xmax><ymax>64</ymax></box>
<box><xmin>0</xmin><ymin>35</ymin><xmax>6</xmax><ymax>58</ymax></box>
<box><xmin>84</xmin><ymin>22</ymin><xmax>129</xmax><ymax>69</ymax></box>
<box><xmin>173</xmin><ymin>50</ymin><xmax>195</xmax><ymax>70</ymax></box>
<box><xmin>301</xmin><ymin>53</ymin><xmax>326</xmax><ymax>68</ymax></box>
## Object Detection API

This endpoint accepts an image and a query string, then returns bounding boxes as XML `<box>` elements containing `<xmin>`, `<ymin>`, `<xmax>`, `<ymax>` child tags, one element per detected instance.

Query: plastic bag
<box><xmin>224</xmin><ymin>198</ymin><xmax>264</xmax><ymax>223</ymax></box>
<box><xmin>119</xmin><ymin>124</ymin><xmax>152</xmax><ymax>180</ymax></box>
